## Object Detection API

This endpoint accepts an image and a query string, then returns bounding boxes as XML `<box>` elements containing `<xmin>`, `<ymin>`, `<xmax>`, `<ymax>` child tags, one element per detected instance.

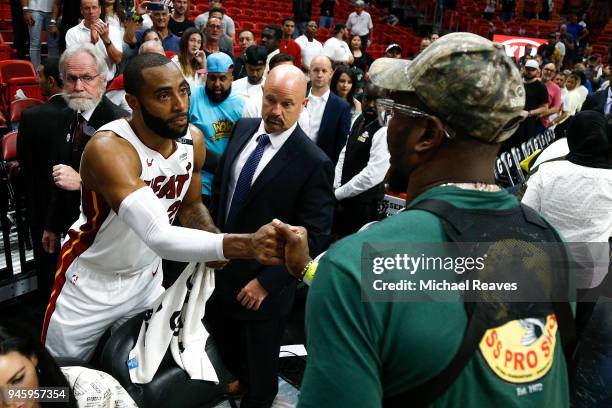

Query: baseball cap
<box><xmin>245</xmin><ymin>45</ymin><xmax>268</xmax><ymax>66</ymax></box>
<box><xmin>386</xmin><ymin>43</ymin><xmax>402</xmax><ymax>53</ymax></box>
<box><xmin>369</xmin><ymin>32</ymin><xmax>525</xmax><ymax>144</ymax></box>
<box><xmin>525</xmin><ymin>59</ymin><xmax>540</xmax><ymax>70</ymax></box>
<box><xmin>355</xmin><ymin>0</ymin><xmax>365</xmax><ymax>7</ymax></box>
<box><xmin>207</xmin><ymin>52</ymin><xmax>234</xmax><ymax>73</ymax></box>
<box><xmin>578</xmin><ymin>21</ymin><xmax>587</xmax><ymax>28</ymax></box>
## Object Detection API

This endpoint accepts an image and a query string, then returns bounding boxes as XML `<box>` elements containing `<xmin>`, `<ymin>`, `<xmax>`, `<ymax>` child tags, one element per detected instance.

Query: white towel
<box><xmin>127</xmin><ymin>262</ymin><xmax>219</xmax><ymax>384</ymax></box>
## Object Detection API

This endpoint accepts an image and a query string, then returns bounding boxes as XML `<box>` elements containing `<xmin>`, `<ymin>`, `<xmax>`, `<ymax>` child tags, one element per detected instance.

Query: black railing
<box><xmin>0</xmin><ymin>151</ymin><xmax>36</xmax><ymax>283</ymax></box>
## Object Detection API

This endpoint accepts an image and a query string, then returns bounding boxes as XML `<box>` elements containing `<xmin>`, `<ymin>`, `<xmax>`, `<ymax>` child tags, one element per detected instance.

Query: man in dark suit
<box><xmin>582</xmin><ymin>86</ymin><xmax>612</xmax><ymax>114</ymax></box>
<box><xmin>208</xmin><ymin>64</ymin><xmax>335</xmax><ymax>408</ymax></box>
<box><xmin>42</xmin><ymin>44</ymin><xmax>128</xmax><ymax>254</ymax></box>
<box><xmin>16</xmin><ymin>58</ymin><xmax>66</xmax><ymax>300</ymax></box>
<box><xmin>307</xmin><ymin>55</ymin><xmax>351</xmax><ymax>164</ymax></box>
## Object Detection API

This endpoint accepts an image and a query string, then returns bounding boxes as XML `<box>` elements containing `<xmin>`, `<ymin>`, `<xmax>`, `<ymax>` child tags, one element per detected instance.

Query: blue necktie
<box><xmin>227</xmin><ymin>134</ymin><xmax>270</xmax><ymax>223</ymax></box>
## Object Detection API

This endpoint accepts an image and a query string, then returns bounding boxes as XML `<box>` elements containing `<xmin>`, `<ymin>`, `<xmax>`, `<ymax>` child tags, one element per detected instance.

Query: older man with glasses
<box><xmin>42</xmin><ymin>43</ymin><xmax>128</xmax><ymax>257</ymax></box>
<box><xmin>203</xmin><ymin>16</ymin><xmax>234</xmax><ymax>58</ymax></box>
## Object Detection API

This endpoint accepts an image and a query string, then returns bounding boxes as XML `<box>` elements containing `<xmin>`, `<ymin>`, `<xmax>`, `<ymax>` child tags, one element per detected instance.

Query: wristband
<box><xmin>299</xmin><ymin>259</ymin><xmax>318</xmax><ymax>284</ymax></box>
<box><xmin>50</xmin><ymin>19</ymin><xmax>56</xmax><ymax>23</ymax></box>
<box><xmin>22</xmin><ymin>6</ymin><xmax>30</xmax><ymax>11</ymax></box>
<box><xmin>103</xmin><ymin>39</ymin><xmax>111</xmax><ymax>46</ymax></box>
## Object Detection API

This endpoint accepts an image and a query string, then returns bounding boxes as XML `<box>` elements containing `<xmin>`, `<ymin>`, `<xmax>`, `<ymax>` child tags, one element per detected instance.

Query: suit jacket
<box><xmin>316</xmin><ymin>92</ymin><xmax>351</xmax><ymax>165</ymax></box>
<box><xmin>16</xmin><ymin>95</ymin><xmax>68</xmax><ymax>228</ymax></box>
<box><xmin>211</xmin><ymin>118</ymin><xmax>335</xmax><ymax>320</ymax></box>
<box><xmin>581</xmin><ymin>87</ymin><xmax>609</xmax><ymax>113</ymax></box>
<box><xmin>45</xmin><ymin>96</ymin><xmax>128</xmax><ymax>233</ymax></box>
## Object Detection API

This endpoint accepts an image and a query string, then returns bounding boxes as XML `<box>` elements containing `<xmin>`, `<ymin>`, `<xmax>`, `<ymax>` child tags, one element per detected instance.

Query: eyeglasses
<box><xmin>65</xmin><ymin>74</ymin><xmax>100</xmax><ymax>85</ymax></box>
<box><xmin>375</xmin><ymin>98</ymin><xmax>455</xmax><ymax>139</ymax></box>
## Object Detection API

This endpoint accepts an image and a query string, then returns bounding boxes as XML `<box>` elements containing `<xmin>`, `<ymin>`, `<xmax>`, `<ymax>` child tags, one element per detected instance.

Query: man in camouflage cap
<box><xmin>370</xmin><ymin>32</ymin><xmax>525</xmax><ymax>144</ymax></box>
<box><xmin>276</xmin><ymin>32</ymin><xmax>571</xmax><ymax>408</ymax></box>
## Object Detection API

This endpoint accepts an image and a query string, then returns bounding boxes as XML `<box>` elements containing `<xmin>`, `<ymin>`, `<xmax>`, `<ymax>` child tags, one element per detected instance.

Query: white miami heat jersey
<box><xmin>61</xmin><ymin>118</ymin><xmax>194</xmax><ymax>275</ymax></box>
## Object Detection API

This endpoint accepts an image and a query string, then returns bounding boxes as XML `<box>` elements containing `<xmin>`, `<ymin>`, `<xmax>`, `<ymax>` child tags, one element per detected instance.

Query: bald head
<box><xmin>309</xmin><ymin>55</ymin><xmax>333</xmax><ymax>93</ymax></box>
<box><xmin>266</xmin><ymin>64</ymin><xmax>307</xmax><ymax>96</ymax></box>
<box><xmin>139</xmin><ymin>40</ymin><xmax>165</xmax><ymax>55</ymax></box>
<box><xmin>542</xmin><ymin>62</ymin><xmax>556</xmax><ymax>81</ymax></box>
<box><xmin>310</xmin><ymin>55</ymin><xmax>332</xmax><ymax>71</ymax></box>
<box><xmin>262</xmin><ymin>65</ymin><xmax>307</xmax><ymax>133</ymax></box>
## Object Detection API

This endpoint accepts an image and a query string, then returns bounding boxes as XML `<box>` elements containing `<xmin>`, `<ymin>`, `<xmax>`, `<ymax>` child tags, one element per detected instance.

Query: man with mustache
<box><xmin>41</xmin><ymin>52</ymin><xmax>285</xmax><ymax>361</ymax></box>
<box><xmin>42</xmin><ymin>43</ymin><xmax>128</xmax><ymax>257</ymax></box>
<box><xmin>208</xmin><ymin>64</ymin><xmax>334</xmax><ymax>408</ymax></box>
<box><xmin>189</xmin><ymin>52</ymin><xmax>245</xmax><ymax>205</ymax></box>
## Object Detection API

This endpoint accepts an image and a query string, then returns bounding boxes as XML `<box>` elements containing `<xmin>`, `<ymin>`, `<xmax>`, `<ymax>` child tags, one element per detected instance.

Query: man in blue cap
<box><xmin>189</xmin><ymin>52</ymin><xmax>245</xmax><ymax>205</ymax></box>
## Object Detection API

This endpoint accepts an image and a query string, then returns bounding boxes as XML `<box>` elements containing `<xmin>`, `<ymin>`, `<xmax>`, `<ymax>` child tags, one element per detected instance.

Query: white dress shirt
<box><xmin>295</xmin><ymin>35</ymin><xmax>323</xmax><ymax>70</ymax></box>
<box><xmin>65</xmin><ymin>20</ymin><xmax>122</xmax><ymax>81</ymax></box>
<box><xmin>232</xmin><ymin>77</ymin><xmax>264</xmax><ymax>104</ymax></box>
<box><xmin>532</xmin><ymin>138</ymin><xmax>569</xmax><ymax>168</ymax></box>
<box><xmin>522</xmin><ymin>160</ymin><xmax>612</xmax><ymax>288</ymax></box>
<box><xmin>322</xmin><ymin>37</ymin><xmax>352</xmax><ymax>64</ymax></box>
<box><xmin>242</xmin><ymin>96</ymin><xmax>311</xmax><ymax>137</ymax></box>
<box><xmin>264</xmin><ymin>49</ymin><xmax>280</xmax><ymax>76</ymax></box>
<box><xmin>564</xmin><ymin>88</ymin><xmax>586</xmax><ymax>116</ymax></box>
<box><xmin>306</xmin><ymin>88</ymin><xmax>330</xmax><ymax>143</ymax></box>
<box><xmin>226</xmin><ymin>120</ymin><xmax>298</xmax><ymax>217</ymax></box>
<box><xmin>334</xmin><ymin>126</ymin><xmax>390</xmax><ymax>200</ymax></box>
<box><xmin>80</xmin><ymin>105</ymin><xmax>96</xmax><ymax>122</ymax></box>
<box><xmin>346</xmin><ymin>11</ymin><xmax>373</xmax><ymax>36</ymax></box>
<box><xmin>577</xmin><ymin>85</ymin><xmax>588</xmax><ymax>104</ymax></box>
<box><xmin>605</xmin><ymin>88</ymin><xmax>612</xmax><ymax>114</ymax></box>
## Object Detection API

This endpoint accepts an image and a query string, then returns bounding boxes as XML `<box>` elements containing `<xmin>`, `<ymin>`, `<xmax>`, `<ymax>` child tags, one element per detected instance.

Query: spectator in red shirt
<box><xmin>280</xmin><ymin>17</ymin><xmax>303</xmax><ymax>70</ymax></box>
<box><xmin>540</xmin><ymin>62</ymin><xmax>562</xmax><ymax>130</ymax></box>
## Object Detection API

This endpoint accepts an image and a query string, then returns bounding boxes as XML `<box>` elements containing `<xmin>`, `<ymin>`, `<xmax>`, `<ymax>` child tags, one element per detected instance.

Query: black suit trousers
<box><xmin>206</xmin><ymin>298</ymin><xmax>286</xmax><ymax>408</ymax></box>
<box><xmin>29</xmin><ymin>225</ymin><xmax>58</xmax><ymax>301</ymax></box>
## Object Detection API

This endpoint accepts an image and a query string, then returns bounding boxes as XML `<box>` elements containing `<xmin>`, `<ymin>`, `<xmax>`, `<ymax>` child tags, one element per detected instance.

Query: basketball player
<box><xmin>42</xmin><ymin>53</ymin><xmax>284</xmax><ymax>360</ymax></box>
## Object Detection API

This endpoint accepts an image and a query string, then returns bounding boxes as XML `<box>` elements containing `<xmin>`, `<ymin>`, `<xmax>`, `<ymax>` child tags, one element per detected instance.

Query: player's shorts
<box><xmin>42</xmin><ymin>256</ymin><xmax>164</xmax><ymax>361</ymax></box>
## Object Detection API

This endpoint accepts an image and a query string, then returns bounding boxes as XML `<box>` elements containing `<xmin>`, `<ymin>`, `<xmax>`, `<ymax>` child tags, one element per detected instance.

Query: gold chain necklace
<box><xmin>438</xmin><ymin>182</ymin><xmax>502</xmax><ymax>192</ymax></box>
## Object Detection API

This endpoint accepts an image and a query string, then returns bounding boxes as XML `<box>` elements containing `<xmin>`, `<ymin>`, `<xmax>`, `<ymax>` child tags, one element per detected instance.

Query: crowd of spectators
<box><xmin>3</xmin><ymin>0</ymin><xmax>612</xmax><ymax>407</ymax></box>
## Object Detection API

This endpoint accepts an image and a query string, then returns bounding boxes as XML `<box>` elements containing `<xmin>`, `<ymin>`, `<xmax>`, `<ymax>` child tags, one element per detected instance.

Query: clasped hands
<box><xmin>234</xmin><ymin>219</ymin><xmax>312</xmax><ymax>311</ymax></box>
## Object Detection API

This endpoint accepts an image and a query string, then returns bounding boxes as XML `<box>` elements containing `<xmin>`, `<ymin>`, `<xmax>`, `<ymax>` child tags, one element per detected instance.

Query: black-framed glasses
<box><xmin>375</xmin><ymin>98</ymin><xmax>456</xmax><ymax>139</ymax></box>
<box><xmin>66</xmin><ymin>74</ymin><xmax>100</xmax><ymax>85</ymax></box>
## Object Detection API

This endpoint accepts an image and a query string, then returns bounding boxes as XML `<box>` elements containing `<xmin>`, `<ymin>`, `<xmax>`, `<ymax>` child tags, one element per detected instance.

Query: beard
<box><xmin>248</xmin><ymin>75</ymin><xmax>263</xmax><ymax>85</ymax></box>
<box><xmin>140</xmin><ymin>101</ymin><xmax>188</xmax><ymax>140</ymax></box>
<box><xmin>363</xmin><ymin>106</ymin><xmax>377</xmax><ymax>121</ymax></box>
<box><xmin>64</xmin><ymin>90</ymin><xmax>102</xmax><ymax>112</ymax></box>
<box><xmin>205</xmin><ymin>85</ymin><xmax>231</xmax><ymax>103</ymax></box>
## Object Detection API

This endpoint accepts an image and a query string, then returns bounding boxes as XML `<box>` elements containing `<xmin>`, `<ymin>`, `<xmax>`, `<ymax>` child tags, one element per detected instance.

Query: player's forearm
<box><xmin>178</xmin><ymin>201</ymin><xmax>219</xmax><ymax>233</ymax></box>
<box><xmin>222</xmin><ymin>234</ymin><xmax>255</xmax><ymax>258</ymax></box>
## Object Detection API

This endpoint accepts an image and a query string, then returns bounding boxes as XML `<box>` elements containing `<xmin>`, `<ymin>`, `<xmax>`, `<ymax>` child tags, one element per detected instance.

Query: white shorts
<box><xmin>42</xmin><ymin>256</ymin><xmax>164</xmax><ymax>361</ymax></box>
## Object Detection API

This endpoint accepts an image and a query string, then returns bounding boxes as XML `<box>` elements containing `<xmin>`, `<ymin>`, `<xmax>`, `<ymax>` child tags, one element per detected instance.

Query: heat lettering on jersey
<box><xmin>143</xmin><ymin>163</ymin><xmax>193</xmax><ymax>200</ymax></box>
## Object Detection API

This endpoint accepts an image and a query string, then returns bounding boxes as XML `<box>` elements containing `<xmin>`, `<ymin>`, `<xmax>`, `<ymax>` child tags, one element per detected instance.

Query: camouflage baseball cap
<box><xmin>369</xmin><ymin>32</ymin><xmax>525</xmax><ymax>143</ymax></box>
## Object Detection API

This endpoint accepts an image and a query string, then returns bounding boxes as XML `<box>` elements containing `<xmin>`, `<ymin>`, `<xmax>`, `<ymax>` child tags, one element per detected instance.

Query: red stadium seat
<box><xmin>6</xmin><ymin>76</ymin><xmax>42</xmax><ymax>102</ymax></box>
<box><xmin>10</xmin><ymin>97</ymin><xmax>43</xmax><ymax>124</ymax></box>
<box><xmin>242</xmin><ymin>9</ymin><xmax>255</xmax><ymax>18</ymax></box>
<box><xmin>0</xmin><ymin>60</ymin><xmax>37</xmax><ymax>112</ymax></box>
<box><xmin>2</xmin><ymin>130</ymin><xmax>16</xmax><ymax>161</ymax></box>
